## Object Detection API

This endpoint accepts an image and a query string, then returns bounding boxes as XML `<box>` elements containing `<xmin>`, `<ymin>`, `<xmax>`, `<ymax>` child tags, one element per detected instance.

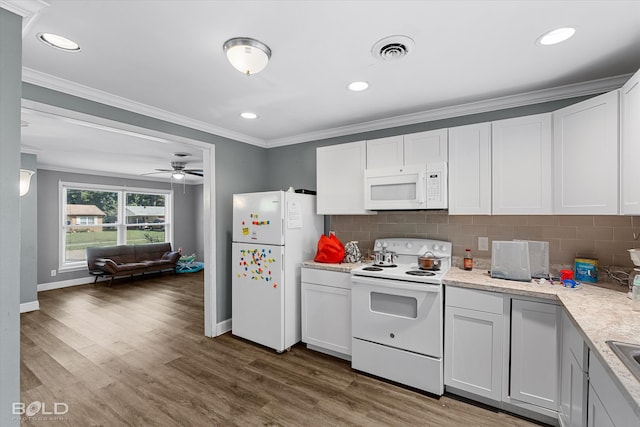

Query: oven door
<box><xmin>351</xmin><ymin>275</ymin><xmax>442</xmax><ymax>357</ymax></box>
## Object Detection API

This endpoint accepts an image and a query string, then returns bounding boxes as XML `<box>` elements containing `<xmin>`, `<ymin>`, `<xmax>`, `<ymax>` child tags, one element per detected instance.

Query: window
<box><xmin>60</xmin><ymin>182</ymin><xmax>172</xmax><ymax>270</ymax></box>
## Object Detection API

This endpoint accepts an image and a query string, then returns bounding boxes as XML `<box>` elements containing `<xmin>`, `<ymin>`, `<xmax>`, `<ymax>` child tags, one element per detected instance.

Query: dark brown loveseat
<box><xmin>86</xmin><ymin>242</ymin><xmax>180</xmax><ymax>284</ymax></box>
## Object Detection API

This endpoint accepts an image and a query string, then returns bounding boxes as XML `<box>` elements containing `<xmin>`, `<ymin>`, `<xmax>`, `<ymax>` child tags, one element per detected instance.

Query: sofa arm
<box><xmin>94</xmin><ymin>258</ymin><xmax>119</xmax><ymax>274</ymax></box>
<box><xmin>162</xmin><ymin>251</ymin><xmax>181</xmax><ymax>264</ymax></box>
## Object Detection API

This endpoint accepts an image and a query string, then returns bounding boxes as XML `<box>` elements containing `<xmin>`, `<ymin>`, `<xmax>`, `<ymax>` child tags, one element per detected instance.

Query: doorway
<box><xmin>21</xmin><ymin>99</ymin><xmax>218</xmax><ymax>337</ymax></box>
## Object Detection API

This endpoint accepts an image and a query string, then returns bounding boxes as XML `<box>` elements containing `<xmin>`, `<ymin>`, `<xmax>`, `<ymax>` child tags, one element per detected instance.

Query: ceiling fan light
<box><xmin>223</xmin><ymin>37</ymin><xmax>271</xmax><ymax>76</ymax></box>
<box><xmin>172</xmin><ymin>170</ymin><xmax>185</xmax><ymax>180</ymax></box>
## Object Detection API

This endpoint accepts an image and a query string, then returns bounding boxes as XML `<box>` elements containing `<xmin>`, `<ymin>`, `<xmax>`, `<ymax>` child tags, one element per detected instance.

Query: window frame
<box><xmin>59</xmin><ymin>181</ymin><xmax>173</xmax><ymax>272</ymax></box>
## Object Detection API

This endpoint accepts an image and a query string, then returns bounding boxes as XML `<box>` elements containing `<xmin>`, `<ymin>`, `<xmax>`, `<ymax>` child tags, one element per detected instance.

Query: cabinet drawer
<box><xmin>445</xmin><ymin>286</ymin><xmax>503</xmax><ymax>314</ymax></box>
<box><xmin>301</xmin><ymin>268</ymin><xmax>351</xmax><ymax>289</ymax></box>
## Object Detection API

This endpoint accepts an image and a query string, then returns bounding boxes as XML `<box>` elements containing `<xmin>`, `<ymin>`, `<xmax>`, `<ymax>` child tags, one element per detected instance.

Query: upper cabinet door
<box><xmin>366</xmin><ymin>136</ymin><xmax>403</xmax><ymax>169</ymax></box>
<box><xmin>316</xmin><ymin>141</ymin><xmax>373</xmax><ymax>215</ymax></box>
<box><xmin>621</xmin><ymin>69</ymin><xmax>640</xmax><ymax>215</ymax></box>
<box><xmin>553</xmin><ymin>91</ymin><xmax>619</xmax><ymax>214</ymax></box>
<box><xmin>448</xmin><ymin>123</ymin><xmax>492</xmax><ymax>215</ymax></box>
<box><xmin>404</xmin><ymin>129</ymin><xmax>448</xmax><ymax>165</ymax></box>
<box><xmin>492</xmin><ymin>113</ymin><xmax>552</xmax><ymax>215</ymax></box>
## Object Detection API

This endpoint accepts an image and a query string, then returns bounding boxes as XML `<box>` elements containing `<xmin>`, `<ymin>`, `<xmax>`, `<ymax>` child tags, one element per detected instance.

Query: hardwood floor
<box><xmin>21</xmin><ymin>271</ymin><xmax>543</xmax><ymax>426</ymax></box>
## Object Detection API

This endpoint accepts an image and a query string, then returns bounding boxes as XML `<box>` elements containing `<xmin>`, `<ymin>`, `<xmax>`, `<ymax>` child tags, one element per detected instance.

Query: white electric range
<box><xmin>350</xmin><ymin>238</ymin><xmax>452</xmax><ymax>395</ymax></box>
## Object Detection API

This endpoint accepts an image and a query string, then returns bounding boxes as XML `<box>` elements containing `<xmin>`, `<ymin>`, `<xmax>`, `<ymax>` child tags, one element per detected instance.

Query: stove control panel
<box><xmin>374</xmin><ymin>238</ymin><xmax>452</xmax><ymax>258</ymax></box>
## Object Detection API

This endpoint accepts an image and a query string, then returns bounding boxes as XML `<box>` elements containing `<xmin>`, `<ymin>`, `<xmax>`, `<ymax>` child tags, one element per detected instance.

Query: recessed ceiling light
<box><xmin>537</xmin><ymin>27</ymin><xmax>576</xmax><ymax>46</ymax></box>
<box><xmin>348</xmin><ymin>81</ymin><xmax>369</xmax><ymax>92</ymax></box>
<box><xmin>240</xmin><ymin>112</ymin><xmax>258</xmax><ymax>119</ymax></box>
<box><xmin>37</xmin><ymin>32</ymin><xmax>80</xmax><ymax>52</ymax></box>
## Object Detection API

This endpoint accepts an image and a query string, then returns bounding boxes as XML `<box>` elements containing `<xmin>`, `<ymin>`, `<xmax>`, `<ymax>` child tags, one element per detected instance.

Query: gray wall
<box><xmin>194</xmin><ymin>185</ymin><xmax>204</xmax><ymax>260</ymax></box>
<box><xmin>265</xmin><ymin>96</ymin><xmax>597</xmax><ymax>192</ymax></box>
<box><xmin>0</xmin><ymin>8</ymin><xmax>22</xmax><ymax>426</ymax></box>
<box><xmin>23</xmin><ymin>82</ymin><xmax>268</xmax><ymax>322</ymax></box>
<box><xmin>21</xmin><ymin>153</ymin><xmax>38</xmax><ymax>304</ymax></box>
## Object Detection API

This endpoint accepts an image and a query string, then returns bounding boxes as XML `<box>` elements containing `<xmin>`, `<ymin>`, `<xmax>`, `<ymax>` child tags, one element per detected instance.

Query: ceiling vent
<box><xmin>372</xmin><ymin>35</ymin><xmax>415</xmax><ymax>61</ymax></box>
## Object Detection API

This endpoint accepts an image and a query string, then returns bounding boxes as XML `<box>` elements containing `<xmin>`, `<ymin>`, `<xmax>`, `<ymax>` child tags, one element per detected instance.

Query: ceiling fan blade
<box><xmin>155</xmin><ymin>168</ymin><xmax>173</xmax><ymax>172</ymax></box>
<box><xmin>141</xmin><ymin>171</ymin><xmax>170</xmax><ymax>176</ymax></box>
<box><xmin>185</xmin><ymin>169</ymin><xmax>204</xmax><ymax>177</ymax></box>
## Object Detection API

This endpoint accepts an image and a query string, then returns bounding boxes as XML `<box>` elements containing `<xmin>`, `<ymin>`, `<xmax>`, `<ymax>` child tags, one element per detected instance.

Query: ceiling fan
<box><xmin>147</xmin><ymin>161</ymin><xmax>204</xmax><ymax>180</ymax></box>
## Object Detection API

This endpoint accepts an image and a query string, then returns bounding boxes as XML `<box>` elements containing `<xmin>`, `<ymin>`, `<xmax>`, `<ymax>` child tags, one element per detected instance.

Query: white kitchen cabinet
<box><xmin>366</xmin><ymin>135</ymin><xmax>404</xmax><ymax>168</ymax></box>
<box><xmin>553</xmin><ymin>90</ymin><xmax>619</xmax><ymax>214</ymax></box>
<box><xmin>588</xmin><ymin>350</ymin><xmax>640</xmax><ymax>427</ymax></box>
<box><xmin>508</xmin><ymin>298</ymin><xmax>560</xmax><ymax>413</ymax></box>
<box><xmin>301</xmin><ymin>268</ymin><xmax>351</xmax><ymax>359</ymax></box>
<box><xmin>587</xmin><ymin>384</ymin><xmax>616</xmax><ymax>427</ymax></box>
<box><xmin>444</xmin><ymin>286</ymin><xmax>504</xmax><ymax>401</ymax></box>
<box><xmin>316</xmin><ymin>141</ymin><xmax>372</xmax><ymax>215</ymax></box>
<box><xmin>620</xmin><ymin>68</ymin><xmax>640</xmax><ymax>214</ymax></box>
<box><xmin>559</xmin><ymin>310</ymin><xmax>588</xmax><ymax>427</ymax></box>
<box><xmin>491</xmin><ymin>113</ymin><xmax>552</xmax><ymax>214</ymax></box>
<box><xmin>366</xmin><ymin>129</ymin><xmax>448</xmax><ymax>169</ymax></box>
<box><xmin>448</xmin><ymin>122</ymin><xmax>492</xmax><ymax>214</ymax></box>
<box><xmin>403</xmin><ymin>129</ymin><xmax>448</xmax><ymax>165</ymax></box>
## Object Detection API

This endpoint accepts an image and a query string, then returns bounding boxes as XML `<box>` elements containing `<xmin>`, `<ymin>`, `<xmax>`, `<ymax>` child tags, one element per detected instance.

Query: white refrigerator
<box><xmin>231</xmin><ymin>190</ymin><xmax>324</xmax><ymax>352</ymax></box>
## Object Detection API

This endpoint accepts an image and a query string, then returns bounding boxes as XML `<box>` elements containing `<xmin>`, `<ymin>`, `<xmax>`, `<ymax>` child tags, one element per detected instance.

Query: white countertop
<box><xmin>301</xmin><ymin>261</ymin><xmax>640</xmax><ymax>416</ymax></box>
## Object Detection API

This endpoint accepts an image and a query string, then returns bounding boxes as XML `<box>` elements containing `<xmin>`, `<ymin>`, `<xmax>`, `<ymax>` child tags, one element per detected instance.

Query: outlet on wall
<box><xmin>478</xmin><ymin>236</ymin><xmax>489</xmax><ymax>251</ymax></box>
<box><xmin>50</xmin><ymin>269</ymin><xmax>57</xmax><ymax>277</ymax></box>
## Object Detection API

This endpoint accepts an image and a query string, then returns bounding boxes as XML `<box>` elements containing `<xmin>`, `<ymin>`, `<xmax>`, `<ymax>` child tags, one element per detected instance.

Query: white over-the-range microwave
<box><xmin>363</xmin><ymin>162</ymin><xmax>448</xmax><ymax>210</ymax></box>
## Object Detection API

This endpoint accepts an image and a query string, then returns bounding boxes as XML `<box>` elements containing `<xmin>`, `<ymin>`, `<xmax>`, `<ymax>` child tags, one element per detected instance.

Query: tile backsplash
<box><xmin>329</xmin><ymin>212</ymin><xmax>640</xmax><ymax>268</ymax></box>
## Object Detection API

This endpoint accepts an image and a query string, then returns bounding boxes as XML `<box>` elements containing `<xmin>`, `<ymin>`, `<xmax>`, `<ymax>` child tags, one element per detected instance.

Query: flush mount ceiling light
<box><xmin>240</xmin><ymin>112</ymin><xmax>258</xmax><ymax>119</ymax></box>
<box><xmin>537</xmin><ymin>27</ymin><xmax>576</xmax><ymax>46</ymax></box>
<box><xmin>223</xmin><ymin>37</ymin><xmax>271</xmax><ymax>76</ymax></box>
<box><xmin>37</xmin><ymin>32</ymin><xmax>80</xmax><ymax>52</ymax></box>
<box><xmin>348</xmin><ymin>81</ymin><xmax>369</xmax><ymax>92</ymax></box>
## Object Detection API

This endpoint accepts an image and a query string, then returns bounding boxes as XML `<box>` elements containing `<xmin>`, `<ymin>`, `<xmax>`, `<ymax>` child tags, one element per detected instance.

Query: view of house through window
<box><xmin>62</xmin><ymin>183</ymin><xmax>171</xmax><ymax>266</ymax></box>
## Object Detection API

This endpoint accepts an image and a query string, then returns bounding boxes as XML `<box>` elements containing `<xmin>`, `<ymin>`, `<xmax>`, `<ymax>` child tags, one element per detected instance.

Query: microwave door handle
<box><xmin>418</xmin><ymin>171</ymin><xmax>426</xmax><ymax>206</ymax></box>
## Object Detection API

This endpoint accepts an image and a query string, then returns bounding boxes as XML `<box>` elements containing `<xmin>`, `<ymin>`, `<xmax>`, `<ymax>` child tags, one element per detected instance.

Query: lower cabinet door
<box><xmin>510</xmin><ymin>299</ymin><xmax>560</xmax><ymax>411</ymax></box>
<box><xmin>587</xmin><ymin>384</ymin><xmax>615</xmax><ymax>427</ymax></box>
<box><xmin>444</xmin><ymin>306</ymin><xmax>503</xmax><ymax>400</ymax></box>
<box><xmin>301</xmin><ymin>282</ymin><xmax>351</xmax><ymax>356</ymax></box>
<box><xmin>559</xmin><ymin>351</ymin><xmax>588</xmax><ymax>427</ymax></box>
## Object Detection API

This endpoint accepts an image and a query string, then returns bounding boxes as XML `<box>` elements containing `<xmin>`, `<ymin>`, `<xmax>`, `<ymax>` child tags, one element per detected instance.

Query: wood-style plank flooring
<box><xmin>21</xmin><ymin>271</ymin><xmax>544</xmax><ymax>426</ymax></box>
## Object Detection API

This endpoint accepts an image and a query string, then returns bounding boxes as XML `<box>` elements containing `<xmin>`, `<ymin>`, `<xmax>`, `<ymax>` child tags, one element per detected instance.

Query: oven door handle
<box><xmin>351</xmin><ymin>275</ymin><xmax>441</xmax><ymax>293</ymax></box>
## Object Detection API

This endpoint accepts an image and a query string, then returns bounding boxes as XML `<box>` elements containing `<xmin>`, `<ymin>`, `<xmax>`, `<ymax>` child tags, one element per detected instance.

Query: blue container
<box><xmin>575</xmin><ymin>258</ymin><xmax>598</xmax><ymax>283</ymax></box>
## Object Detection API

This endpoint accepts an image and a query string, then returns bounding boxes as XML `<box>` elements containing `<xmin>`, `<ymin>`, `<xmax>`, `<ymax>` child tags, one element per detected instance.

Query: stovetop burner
<box><xmin>406</xmin><ymin>270</ymin><xmax>436</xmax><ymax>277</ymax></box>
<box><xmin>372</xmin><ymin>264</ymin><xmax>397</xmax><ymax>268</ymax></box>
<box><xmin>362</xmin><ymin>266</ymin><xmax>384</xmax><ymax>271</ymax></box>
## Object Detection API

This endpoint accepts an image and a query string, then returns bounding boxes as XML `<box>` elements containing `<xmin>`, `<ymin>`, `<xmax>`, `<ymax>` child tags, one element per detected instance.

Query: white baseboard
<box><xmin>37</xmin><ymin>276</ymin><xmax>93</xmax><ymax>292</ymax></box>
<box><xmin>20</xmin><ymin>300</ymin><xmax>40</xmax><ymax>313</ymax></box>
<box><xmin>216</xmin><ymin>318</ymin><xmax>232</xmax><ymax>336</ymax></box>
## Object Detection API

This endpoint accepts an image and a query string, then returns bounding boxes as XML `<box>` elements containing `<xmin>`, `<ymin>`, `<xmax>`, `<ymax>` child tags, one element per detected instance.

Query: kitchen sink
<box><xmin>606</xmin><ymin>341</ymin><xmax>640</xmax><ymax>382</ymax></box>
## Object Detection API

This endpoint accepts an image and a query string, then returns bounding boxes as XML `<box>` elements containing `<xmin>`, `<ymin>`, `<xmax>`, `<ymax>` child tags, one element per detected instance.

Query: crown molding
<box><xmin>266</xmin><ymin>73</ymin><xmax>631</xmax><ymax>148</ymax></box>
<box><xmin>22</xmin><ymin>67</ymin><xmax>268</xmax><ymax>148</ymax></box>
<box><xmin>0</xmin><ymin>0</ymin><xmax>48</xmax><ymax>17</ymax></box>
<box><xmin>23</xmin><ymin>66</ymin><xmax>630</xmax><ymax>150</ymax></box>
<box><xmin>0</xmin><ymin>0</ymin><xmax>49</xmax><ymax>37</ymax></box>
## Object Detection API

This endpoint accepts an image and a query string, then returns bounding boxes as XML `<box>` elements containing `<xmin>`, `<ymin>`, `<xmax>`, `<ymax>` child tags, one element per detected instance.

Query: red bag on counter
<box><xmin>313</xmin><ymin>233</ymin><xmax>345</xmax><ymax>263</ymax></box>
